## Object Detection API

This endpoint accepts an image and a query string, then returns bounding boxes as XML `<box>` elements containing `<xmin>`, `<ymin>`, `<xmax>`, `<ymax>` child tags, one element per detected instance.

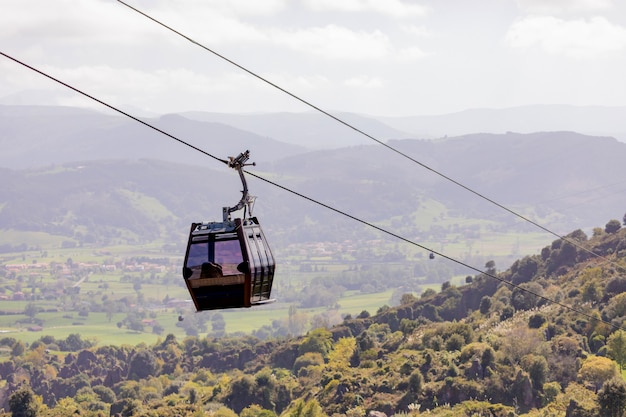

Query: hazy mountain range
<box><xmin>182</xmin><ymin>104</ymin><xmax>626</xmax><ymax>147</ymax></box>
<box><xmin>2</xmin><ymin>104</ymin><xmax>626</xmax><ymax>245</ymax></box>
<box><xmin>2</xmin><ymin>103</ymin><xmax>626</xmax><ymax>160</ymax></box>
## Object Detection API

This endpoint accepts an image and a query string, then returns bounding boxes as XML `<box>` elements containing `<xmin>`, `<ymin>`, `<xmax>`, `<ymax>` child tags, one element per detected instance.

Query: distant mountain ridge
<box><xmin>2</xmin><ymin>104</ymin><xmax>626</xmax><ymax>241</ymax></box>
<box><xmin>0</xmin><ymin>105</ymin><xmax>306</xmax><ymax>169</ymax></box>
<box><xmin>377</xmin><ymin>104</ymin><xmax>626</xmax><ymax>142</ymax></box>
<box><xmin>4</xmin><ymin>104</ymin><xmax>625</xmax><ymax>170</ymax></box>
<box><xmin>180</xmin><ymin>111</ymin><xmax>411</xmax><ymax>149</ymax></box>
<box><xmin>2</xmin><ymin>125</ymin><xmax>625</xmax><ymax>242</ymax></box>
<box><xmin>181</xmin><ymin>105</ymin><xmax>626</xmax><ymax>147</ymax></box>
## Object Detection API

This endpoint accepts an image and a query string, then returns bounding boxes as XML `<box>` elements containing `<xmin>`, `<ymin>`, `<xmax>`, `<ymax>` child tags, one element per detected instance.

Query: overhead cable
<box><xmin>0</xmin><ymin>52</ymin><xmax>227</xmax><ymax>167</ymax></box>
<box><xmin>1</xmin><ymin>49</ymin><xmax>621</xmax><ymax>332</ymax></box>
<box><xmin>115</xmin><ymin>0</ymin><xmax>623</xmax><ymax>271</ymax></box>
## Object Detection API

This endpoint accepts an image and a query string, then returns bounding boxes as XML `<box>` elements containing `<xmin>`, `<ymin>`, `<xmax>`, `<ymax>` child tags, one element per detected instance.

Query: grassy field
<box><xmin>0</xmin><ymin>290</ymin><xmax>396</xmax><ymax>347</ymax></box>
<box><xmin>0</xmin><ymin>213</ymin><xmax>554</xmax><ymax>347</ymax></box>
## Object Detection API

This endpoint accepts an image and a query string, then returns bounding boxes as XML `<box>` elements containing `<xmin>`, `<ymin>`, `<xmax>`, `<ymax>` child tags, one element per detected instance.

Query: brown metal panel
<box><xmin>235</xmin><ymin>218</ymin><xmax>252</xmax><ymax>307</ymax></box>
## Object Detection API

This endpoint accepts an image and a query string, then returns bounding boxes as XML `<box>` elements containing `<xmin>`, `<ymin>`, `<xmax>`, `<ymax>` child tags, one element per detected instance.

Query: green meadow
<box><xmin>0</xmin><ymin>209</ymin><xmax>553</xmax><ymax>347</ymax></box>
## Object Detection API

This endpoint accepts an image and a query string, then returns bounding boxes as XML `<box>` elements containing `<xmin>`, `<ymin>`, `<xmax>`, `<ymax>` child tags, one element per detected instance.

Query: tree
<box><xmin>528</xmin><ymin>313</ymin><xmax>546</xmax><ymax>329</ymax></box>
<box><xmin>288</xmin><ymin>305</ymin><xmax>309</xmax><ymax>336</ymax></box>
<box><xmin>327</xmin><ymin>337</ymin><xmax>356</xmax><ymax>373</ymax></box>
<box><xmin>9</xmin><ymin>386</ymin><xmax>38</xmax><ymax>417</ymax></box>
<box><xmin>607</xmin><ymin>330</ymin><xmax>626</xmax><ymax>370</ymax></box>
<box><xmin>24</xmin><ymin>303</ymin><xmax>39</xmax><ymax>321</ymax></box>
<box><xmin>445</xmin><ymin>333</ymin><xmax>465</xmax><ymax>351</ymax></box>
<box><xmin>227</xmin><ymin>375</ymin><xmax>256</xmax><ymax>413</ymax></box>
<box><xmin>578</xmin><ymin>355</ymin><xmax>618</xmax><ymax>391</ymax></box>
<box><xmin>606</xmin><ymin>219</ymin><xmax>622</xmax><ymax>234</ymax></box>
<box><xmin>293</xmin><ymin>352</ymin><xmax>324</xmax><ymax>374</ymax></box>
<box><xmin>298</xmin><ymin>328</ymin><xmax>333</xmax><ymax>358</ymax></box>
<box><xmin>400</xmin><ymin>293</ymin><xmax>417</xmax><ymax>305</ymax></box>
<box><xmin>511</xmin><ymin>282</ymin><xmax>543</xmax><ymax>310</ymax></box>
<box><xmin>521</xmin><ymin>354</ymin><xmax>549</xmax><ymax>390</ymax></box>
<box><xmin>510</xmin><ymin>256</ymin><xmax>538</xmax><ymax>285</ymax></box>
<box><xmin>289</xmin><ymin>399</ymin><xmax>326</xmax><ymax>417</ymax></box>
<box><xmin>49</xmin><ymin>397</ymin><xmax>82</xmax><ymax>416</ymax></box>
<box><xmin>604</xmin><ymin>293</ymin><xmax>626</xmax><ymax>321</ymax></box>
<box><xmin>481</xmin><ymin>346</ymin><xmax>496</xmax><ymax>370</ymax></box>
<box><xmin>60</xmin><ymin>333</ymin><xmax>90</xmax><ymax>351</ymax></box>
<box><xmin>214</xmin><ymin>406</ymin><xmax>239</xmax><ymax>417</ymax></box>
<box><xmin>421</xmin><ymin>288</ymin><xmax>437</xmax><ymax>298</ymax></box>
<box><xmin>543</xmin><ymin>381</ymin><xmax>561</xmax><ymax>405</ymax></box>
<box><xmin>598</xmin><ymin>378</ymin><xmax>626</xmax><ymax>417</ymax></box>
<box><xmin>128</xmin><ymin>349</ymin><xmax>159</xmax><ymax>380</ymax></box>
<box><xmin>408</xmin><ymin>369</ymin><xmax>424</xmax><ymax>393</ymax></box>
<box><xmin>93</xmin><ymin>385</ymin><xmax>117</xmax><ymax>404</ymax></box>
<box><xmin>582</xmin><ymin>279</ymin><xmax>602</xmax><ymax>303</ymax></box>
<box><xmin>357</xmin><ymin>310</ymin><xmax>370</xmax><ymax>319</ymax></box>
<box><xmin>479</xmin><ymin>296</ymin><xmax>491</xmax><ymax>314</ymax></box>
<box><xmin>11</xmin><ymin>340</ymin><xmax>26</xmax><ymax>357</ymax></box>
<box><xmin>243</xmin><ymin>405</ymin><xmax>277</xmax><ymax>417</ymax></box>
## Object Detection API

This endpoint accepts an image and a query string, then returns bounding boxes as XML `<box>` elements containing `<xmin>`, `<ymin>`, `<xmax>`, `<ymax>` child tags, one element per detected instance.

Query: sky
<box><xmin>2</xmin><ymin>0</ymin><xmax>626</xmax><ymax>116</ymax></box>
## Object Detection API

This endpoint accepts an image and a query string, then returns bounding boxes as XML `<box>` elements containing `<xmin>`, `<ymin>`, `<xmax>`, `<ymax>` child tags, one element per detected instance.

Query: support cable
<box><xmin>115</xmin><ymin>0</ymin><xmax>624</xmax><ymax>272</ymax></box>
<box><xmin>245</xmin><ymin>169</ymin><xmax>620</xmax><ymax>330</ymax></box>
<box><xmin>0</xmin><ymin>52</ymin><xmax>227</xmax><ymax>167</ymax></box>
<box><xmin>1</xmin><ymin>49</ymin><xmax>621</xmax><ymax>332</ymax></box>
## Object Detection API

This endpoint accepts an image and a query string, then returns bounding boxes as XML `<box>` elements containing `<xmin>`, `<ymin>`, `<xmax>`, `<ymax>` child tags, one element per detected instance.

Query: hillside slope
<box><xmin>2</xmin><ymin>223</ymin><xmax>626</xmax><ymax>416</ymax></box>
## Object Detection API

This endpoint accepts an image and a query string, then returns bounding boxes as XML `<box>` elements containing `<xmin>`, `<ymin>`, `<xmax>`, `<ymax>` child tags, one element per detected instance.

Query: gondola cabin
<box><xmin>182</xmin><ymin>217</ymin><xmax>275</xmax><ymax>310</ymax></box>
<box><xmin>181</xmin><ymin>150</ymin><xmax>276</xmax><ymax>311</ymax></box>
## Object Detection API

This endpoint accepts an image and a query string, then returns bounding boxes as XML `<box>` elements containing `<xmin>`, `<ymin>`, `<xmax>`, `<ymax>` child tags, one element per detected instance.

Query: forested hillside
<box><xmin>2</xmin><ymin>220</ymin><xmax>626</xmax><ymax>416</ymax></box>
<box><xmin>3</xmin><ymin>130</ymin><xmax>626</xmax><ymax>241</ymax></box>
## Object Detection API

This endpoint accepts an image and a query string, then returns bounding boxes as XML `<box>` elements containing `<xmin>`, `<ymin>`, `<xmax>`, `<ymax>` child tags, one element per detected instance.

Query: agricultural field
<box><xmin>0</xmin><ymin>234</ymin><xmax>403</xmax><ymax>346</ymax></box>
<box><xmin>0</xmin><ymin>215</ymin><xmax>553</xmax><ymax>347</ymax></box>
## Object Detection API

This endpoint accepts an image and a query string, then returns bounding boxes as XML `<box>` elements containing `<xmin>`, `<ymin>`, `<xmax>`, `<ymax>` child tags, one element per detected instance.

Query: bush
<box><xmin>445</xmin><ymin>333</ymin><xmax>465</xmax><ymax>351</ymax></box>
<box><xmin>543</xmin><ymin>382</ymin><xmax>561</xmax><ymax>405</ymax></box>
<box><xmin>606</xmin><ymin>219</ymin><xmax>622</xmax><ymax>234</ymax></box>
<box><xmin>293</xmin><ymin>352</ymin><xmax>324</xmax><ymax>374</ymax></box>
<box><xmin>528</xmin><ymin>313</ymin><xmax>546</xmax><ymax>329</ymax></box>
<box><xmin>598</xmin><ymin>378</ymin><xmax>626</xmax><ymax>417</ymax></box>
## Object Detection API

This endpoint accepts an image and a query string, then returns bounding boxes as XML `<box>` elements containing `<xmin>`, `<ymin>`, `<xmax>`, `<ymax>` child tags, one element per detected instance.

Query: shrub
<box><xmin>606</xmin><ymin>219</ymin><xmax>622</xmax><ymax>234</ymax></box>
<box><xmin>528</xmin><ymin>313</ymin><xmax>546</xmax><ymax>329</ymax></box>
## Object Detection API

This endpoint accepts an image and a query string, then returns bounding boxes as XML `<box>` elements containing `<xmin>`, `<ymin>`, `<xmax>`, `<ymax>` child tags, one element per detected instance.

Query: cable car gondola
<box><xmin>182</xmin><ymin>151</ymin><xmax>276</xmax><ymax>311</ymax></box>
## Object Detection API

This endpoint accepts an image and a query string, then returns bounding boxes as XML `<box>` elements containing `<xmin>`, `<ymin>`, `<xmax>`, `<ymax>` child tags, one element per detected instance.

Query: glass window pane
<box><xmin>186</xmin><ymin>242</ymin><xmax>208</xmax><ymax>268</ymax></box>
<box><xmin>214</xmin><ymin>238</ymin><xmax>243</xmax><ymax>276</ymax></box>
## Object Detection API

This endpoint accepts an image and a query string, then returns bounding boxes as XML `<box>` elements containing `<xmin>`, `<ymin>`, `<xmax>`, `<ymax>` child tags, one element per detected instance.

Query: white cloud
<box><xmin>176</xmin><ymin>13</ymin><xmax>269</xmax><ymax>45</ymax></box>
<box><xmin>396</xmin><ymin>46</ymin><xmax>427</xmax><ymax>61</ymax></box>
<box><xmin>400</xmin><ymin>25</ymin><xmax>431</xmax><ymax>38</ymax></box>
<box><xmin>516</xmin><ymin>0</ymin><xmax>613</xmax><ymax>14</ymax></box>
<box><xmin>269</xmin><ymin>73</ymin><xmax>332</xmax><ymax>92</ymax></box>
<box><xmin>344</xmin><ymin>75</ymin><xmax>384</xmax><ymax>88</ymax></box>
<box><xmin>165</xmin><ymin>0</ymin><xmax>288</xmax><ymax>16</ymax></box>
<box><xmin>303</xmin><ymin>0</ymin><xmax>428</xmax><ymax>18</ymax></box>
<box><xmin>268</xmin><ymin>24</ymin><xmax>427</xmax><ymax>62</ymax></box>
<box><xmin>0</xmin><ymin>0</ymin><xmax>277</xmax><ymax>49</ymax></box>
<box><xmin>272</xmin><ymin>25</ymin><xmax>391</xmax><ymax>60</ymax></box>
<box><xmin>505</xmin><ymin>16</ymin><xmax>626</xmax><ymax>58</ymax></box>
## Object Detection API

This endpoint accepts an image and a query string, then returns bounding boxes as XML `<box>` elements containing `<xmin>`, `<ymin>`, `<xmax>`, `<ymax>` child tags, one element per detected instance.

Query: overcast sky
<box><xmin>2</xmin><ymin>0</ymin><xmax>626</xmax><ymax>116</ymax></box>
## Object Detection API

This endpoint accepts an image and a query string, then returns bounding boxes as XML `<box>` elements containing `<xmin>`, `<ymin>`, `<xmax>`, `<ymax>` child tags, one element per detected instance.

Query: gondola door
<box><xmin>237</xmin><ymin>218</ymin><xmax>275</xmax><ymax>305</ymax></box>
<box><xmin>183</xmin><ymin>222</ymin><xmax>251</xmax><ymax>311</ymax></box>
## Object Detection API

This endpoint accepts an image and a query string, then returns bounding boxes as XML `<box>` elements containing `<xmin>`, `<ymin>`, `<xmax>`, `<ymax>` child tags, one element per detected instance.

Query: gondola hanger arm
<box><xmin>224</xmin><ymin>150</ymin><xmax>257</xmax><ymax>221</ymax></box>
